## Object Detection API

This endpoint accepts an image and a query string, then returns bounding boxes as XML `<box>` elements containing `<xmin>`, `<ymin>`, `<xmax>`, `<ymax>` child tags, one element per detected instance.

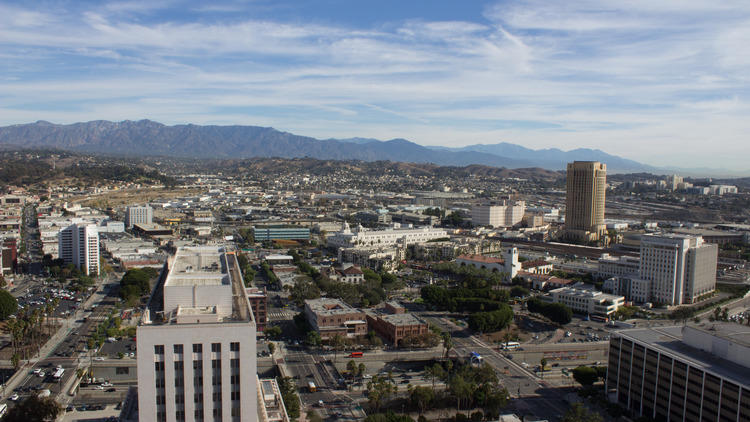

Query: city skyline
<box><xmin>1</xmin><ymin>0</ymin><xmax>749</xmax><ymax>170</ymax></box>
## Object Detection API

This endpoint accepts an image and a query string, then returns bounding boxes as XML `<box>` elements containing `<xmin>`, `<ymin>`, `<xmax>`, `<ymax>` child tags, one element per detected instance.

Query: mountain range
<box><xmin>0</xmin><ymin>119</ymin><xmax>655</xmax><ymax>173</ymax></box>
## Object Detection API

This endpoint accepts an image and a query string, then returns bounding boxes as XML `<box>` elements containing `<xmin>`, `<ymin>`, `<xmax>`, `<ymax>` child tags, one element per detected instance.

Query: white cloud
<box><xmin>0</xmin><ymin>0</ymin><xmax>749</xmax><ymax>170</ymax></box>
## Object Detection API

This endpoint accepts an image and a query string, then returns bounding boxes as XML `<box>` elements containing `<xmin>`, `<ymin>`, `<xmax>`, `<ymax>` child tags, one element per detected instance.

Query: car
<box><xmin>94</xmin><ymin>357</ymin><xmax>105</xmax><ymax>361</ymax></box>
<box><xmin>95</xmin><ymin>385</ymin><xmax>105</xmax><ymax>390</ymax></box>
<box><xmin>9</xmin><ymin>394</ymin><xmax>19</xmax><ymax>401</ymax></box>
<box><xmin>66</xmin><ymin>405</ymin><xmax>74</xmax><ymax>412</ymax></box>
<box><xmin>38</xmin><ymin>371</ymin><xmax>45</xmax><ymax>377</ymax></box>
<box><xmin>102</xmin><ymin>382</ymin><xmax>113</xmax><ymax>387</ymax></box>
<box><xmin>106</xmin><ymin>388</ymin><xmax>116</xmax><ymax>392</ymax></box>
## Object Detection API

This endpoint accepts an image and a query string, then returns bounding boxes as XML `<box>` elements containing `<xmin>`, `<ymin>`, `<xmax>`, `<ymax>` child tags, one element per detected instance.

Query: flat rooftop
<box><xmin>145</xmin><ymin>246</ymin><xmax>253</xmax><ymax>325</ymax></box>
<box><xmin>305</xmin><ymin>298</ymin><xmax>361</xmax><ymax>316</ymax></box>
<box><xmin>165</xmin><ymin>247</ymin><xmax>228</xmax><ymax>287</ymax></box>
<box><xmin>615</xmin><ymin>324</ymin><xmax>750</xmax><ymax>388</ymax></box>
<box><xmin>378</xmin><ymin>312</ymin><xmax>425</xmax><ymax>326</ymax></box>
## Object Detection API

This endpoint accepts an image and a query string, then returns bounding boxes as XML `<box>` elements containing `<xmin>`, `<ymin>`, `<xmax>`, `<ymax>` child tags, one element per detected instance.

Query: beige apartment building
<box><xmin>565</xmin><ymin>161</ymin><xmax>607</xmax><ymax>242</ymax></box>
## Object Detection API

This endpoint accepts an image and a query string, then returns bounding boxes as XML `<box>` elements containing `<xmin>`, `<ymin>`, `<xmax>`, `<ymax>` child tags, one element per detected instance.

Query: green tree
<box><xmin>267</xmin><ymin>342</ymin><xmax>275</xmax><ymax>355</ymax></box>
<box><xmin>307</xmin><ymin>410</ymin><xmax>324</xmax><ymax>422</ymax></box>
<box><xmin>366</xmin><ymin>374</ymin><xmax>398</xmax><ymax>412</ymax></box>
<box><xmin>3</xmin><ymin>394</ymin><xmax>62</xmax><ymax>422</ymax></box>
<box><xmin>276</xmin><ymin>376</ymin><xmax>300</xmax><ymax>419</ymax></box>
<box><xmin>0</xmin><ymin>289</ymin><xmax>18</xmax><ymax>320</ymax></box>
<box><xmin>572</xmin><ymin>366</ymin><xmax>598</xmax><ymax>386</ymax></box>
<box><xmin>410</xmin><ymin>385</ymin><xmax>436</xmax><ymax>414</ymax></box>
<box><xmin>347</xmin><ymin>359</ymin><xmax>357</xmax><ymax>375</ymax></box>
<box><xmin>425</xmin><ymin>363</ymin><xmax>445</xmax><ymax>390</ymax></box>
<box><xmin>442</xmin><ymin>332</ymin><xmax>453</xmax><ymax>359</ymax></box>
<box><xmin>10</xmin><ymin>352</ymin><xmax>20</xmax><ymax>370</ymax></box>
<box><xmin>305</xmin><ymin>330</ymin><xmax>322</xmax><ymax>347</ymax></box>
<box><xmin>540</xmin><ymin>358</ymin><xmax>547</xmax><ymax>378</ymax></box>
<box><xmin>562</xmin><ymin>402</ymin><xmax>603</xmax><ymax>422</ymax></box>
<box><xmin>265</xmin><ymin>325</ymin><xmax>282</xmax><ymax>339</ymax></box>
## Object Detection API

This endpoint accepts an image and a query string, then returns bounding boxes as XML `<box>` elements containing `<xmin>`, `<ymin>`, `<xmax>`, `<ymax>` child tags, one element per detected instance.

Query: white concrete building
<box><xmin>640</xmin><ymin>233</ymin><xmax>718</xmax><ymax>305</ymax></box>
<box><xmin>597</xmin><ymin>254</ymin><xmax>640</xmax><ymax>279</ymax></box>
<box><xmin>126</xmin><ymin>205</ymin><xmax>154</xmax><ymax>229</ymax></box>
<box><xmin>455</xmin><ymin>247</ymin><xmax>520</xmax><ymax>280</ymax></box>
<box><xmin>137</xmin><ymin>246</ymin><xmax>258</xmax><ymax>422</ymax></box>
<box><xmin>603</xmin><ymin>277</ymin><xmax>652</xmax><ymax>304</ymax></box>
<box><xmin>471</xmin><ymin>201</ymin><xmax>525</xmax><ymax>228</ymax></box>
<box><xmin>542</xmin><ymin>284</ymin><xmax>625</xmax><ymax>317</ymax></box>
<box><xmin>58</xmin><ymin>223</ymin><xmax>99</xmax><ymax>276</ymax></box>
<box><xmin>327</xmin><ymin>222</ymin><xmax>447</xmax><ymax>249</ymax></box>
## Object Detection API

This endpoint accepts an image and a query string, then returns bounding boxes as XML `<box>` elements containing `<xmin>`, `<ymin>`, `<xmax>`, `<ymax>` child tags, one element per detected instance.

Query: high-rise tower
<box><xmin>565</xmin><ymin>161</ymin><xmax>607</xmax><ymax>242</ymax></box>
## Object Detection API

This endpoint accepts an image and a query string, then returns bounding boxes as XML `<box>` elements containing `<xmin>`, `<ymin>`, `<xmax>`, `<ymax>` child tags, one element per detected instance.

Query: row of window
<box><xmin>154</xmin><ymin>342</ymin><xmax>240</xmax><ymax>356</ymax></box>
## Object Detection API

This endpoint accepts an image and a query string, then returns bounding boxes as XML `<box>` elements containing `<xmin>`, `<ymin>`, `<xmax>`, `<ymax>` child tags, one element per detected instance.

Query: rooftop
<box><xmin>164</xmin><ymin>247</ymin><xmax>228</xmax><ymax>287</ymax></box>
<box><xmin>378</xmin><ymin>312</ymin><xmax>425</xmax><ymax>326</ymax></box>
<box><xmin>456</xmin><ymin>254</ymin><xmax>504</xmax><ymax>264</ymax></box>
<box><xmin>305</xmin><ymin>298</ymin><xmax>362</xmax><ymax>316</ymax></box>
<box><xmin>144</xmin><ymin>246</ymin><xmax>253</xmax><ymax>326</ymax></box>
<box><xmin>615</xmin><ymin>324</ymin><xmax>750</xmax><ymax>388</ymax></box>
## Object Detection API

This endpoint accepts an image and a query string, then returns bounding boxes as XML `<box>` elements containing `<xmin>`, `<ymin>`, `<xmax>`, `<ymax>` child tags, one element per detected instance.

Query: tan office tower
<box><xmin>565</xmin><ymin>161</ymin><xmax>607</xmax><ymax>242</ymax></box>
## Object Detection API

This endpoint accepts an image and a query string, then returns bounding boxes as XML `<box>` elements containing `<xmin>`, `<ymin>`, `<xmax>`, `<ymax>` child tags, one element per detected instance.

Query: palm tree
<box><xmin>441</xmin><ymin>332</ymin><xmax>453</xmax><ymax>359</ymax></box>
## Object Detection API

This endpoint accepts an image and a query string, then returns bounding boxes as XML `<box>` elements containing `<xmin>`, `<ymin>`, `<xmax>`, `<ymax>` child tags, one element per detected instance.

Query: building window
<box><xmin>154</xmin><ymin>345</ymin><xmax>165</xmax><ymax>355</ymax></box>
<box><xmin>230</xmin><ymin>342</ymin><xmax>240</xmax><ymax>352</ymax></box>
<box><xmin>212</xmin><ymin>359</ymin><xmax>221</xmax><ymax>369</ymax></box>
<box><xmin>174</xmin><ymin>344</ymin><xmax>184</xmax><ymax>354</ymax></box>
<box><xmin>193</xmin><ymin>343</ymin><xmax>203</xmax><ymax>353</ymax></box>
<box><xmin>211</xmin><ymin>343</ymin><xmax>221</xmax><ymax>353</ymax></box>
<box><xmin>230</xmin><ymin>358</ymin><xmax>240</xmax><ymax>369</ymax></box>
<box><xmin>213</xmin><ymin>391</ymin><xmax>222</xmax><ymax>402</ymax></box>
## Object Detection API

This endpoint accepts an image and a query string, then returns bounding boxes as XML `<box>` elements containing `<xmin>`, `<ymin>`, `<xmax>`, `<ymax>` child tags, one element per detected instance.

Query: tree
<box><xmin>305</xmin><ymin>331</ymin><xmax>322</xmax><ymax>347</ymax></box>
<box><xmin>367</xmin><ymin>374</ymin><xmax>398</xmax><ymax>412</ymax></box>
<box><xmin>409</xmin><ymin>385</ymin><xmax>435</xmax><ymax>414</ymax></box>
<box><xmin>3</xmin><ymin>394</ymin><xmax>62</xmax><ymax>422</ymax></box>
<box><xmin>0</xmin><ymin>289</ymin><xmax>18</xmax><ymax>320</ymax></box>
<box><xmin>267</xmin><ymin>342</ymin><xmax>275</xmax><ymax>355</ymax></box>
<box><xmin>425</xmin><ymin>363</ymin><xmax>445</xmax><ymax>390</ymax></box>
<box><xmin>562</xmin><ymin>402</ymin><xmax>603</xmax><ymax>422</ymax></box>
<box><xmin>307</xmin><ymin>410</ymin><xmax>324</xmax><ymax>422</ymax></box>
<box><xmin>10</xmin><ymin>352</ymin><xmax>20</xmax><ymax>370</ymax></box>
<box><xmin>276</xmin><ymin>376</ymin><xmax>300</xmax><ymax>419</ymax></box>
<box><xmin>347</xmin><ymin>359</ymin><xmax>357</xmax><ymax>375</ymax></box>
<box><xmin>265</xmin><ymin>325</ymin><xmax>282</xmax><ymax>339</ymax></box>
<box><xmin>331</xmin><ymin>334</ymin><xmax>346</xmax><ymax>362</ymax></box>
<box><xmin>442</xmin><ymin>332</ymin><xmax>453</xmax><ymax>359</ymax></box>
<box><xmin>540</xmin><ymin>358</ymin><xmax>547</xmax><ymax>378</ymax></box>
<box><xmin>358</xmin><ymin>363</ymin><xmax>366</xmax><ymax>379</ymax></box>
<box><xmin>572</xmin><ymin>366</ymin><xmax>598</xmax><ymax>386</ymax></box>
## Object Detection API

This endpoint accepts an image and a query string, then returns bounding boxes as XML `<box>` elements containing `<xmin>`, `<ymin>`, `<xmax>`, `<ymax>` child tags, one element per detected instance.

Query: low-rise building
<box><xmin>253</xmin><ymin>226</ymin><xmax>310</xmax><ymax>241</ymax></box>
<box><xmin>603</xmin><ymin>277</ymin><xmax>652</xmax><ymax>304</ymax></box>
<box><xmin>521</xmin><ymin>259</ymin><xmax>553</xmax><ymax>274</ymax></box>
<box><xmin>257</xmin><ymin>378</ymin><xmax>290</xmax><ymax>422</ymax></box>
<box><xmin>541</xmin><ymin>284</ymin><xmax>625</xmax><ymax>317</ymax></box>
<box><xmin>247</xmin><ymin>287</ymin><xmax>268</xmax><ymax>333</ymax></box>
<box><xmin>304</xmin><ymin>298</ymin><xmax>367</xmax><ymax>340</ymax></box>
<box><xmin>455</xmin><ymin>247</ymin><xmax>520</xmax><ymax>280</ymax></box>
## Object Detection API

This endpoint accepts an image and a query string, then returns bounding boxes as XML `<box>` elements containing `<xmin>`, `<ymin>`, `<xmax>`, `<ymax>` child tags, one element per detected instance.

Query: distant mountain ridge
<box><xmin>0</xmin><ymin>119</ymin><xmax>653</xmax><ymax>172</ymax></box>
<box><xmin>425</xmin><ymin>142</ymin><xmax>651</xmax><ymax>173</ymax></box>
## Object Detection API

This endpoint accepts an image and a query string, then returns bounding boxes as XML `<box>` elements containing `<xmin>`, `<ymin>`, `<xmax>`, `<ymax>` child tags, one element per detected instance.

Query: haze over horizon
<box><xmin>1</xmin><ymin>0</ymin><xmax>749</xmax><ymax>170</ymax></box>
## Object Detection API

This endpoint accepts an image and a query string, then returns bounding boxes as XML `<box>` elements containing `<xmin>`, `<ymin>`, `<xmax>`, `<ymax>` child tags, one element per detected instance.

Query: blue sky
<box><xmin>1</xmin><ymin>0</ymin><xmax>749</xmax><ymax>170</ymax></box>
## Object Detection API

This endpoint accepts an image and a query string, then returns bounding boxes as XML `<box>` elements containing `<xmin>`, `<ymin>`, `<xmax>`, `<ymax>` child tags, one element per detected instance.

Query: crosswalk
<box><xmin>268</xmin><ymin>310</ymin><xmax>295</xmax><ymax>320</ymax></box>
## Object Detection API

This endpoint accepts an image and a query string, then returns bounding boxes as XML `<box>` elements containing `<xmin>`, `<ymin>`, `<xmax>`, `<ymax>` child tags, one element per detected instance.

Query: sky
<box><xmin>1</xmin><ymin>0</ymin><xmax>749</xmax><ymax>171</ymax></box>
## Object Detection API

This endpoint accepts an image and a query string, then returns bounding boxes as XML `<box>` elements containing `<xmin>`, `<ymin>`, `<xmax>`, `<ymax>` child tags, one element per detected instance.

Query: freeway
<box><xmin>421</xmin><ymin>313</ymin><xmax>571</xmax><ymax>421</ymax></box>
